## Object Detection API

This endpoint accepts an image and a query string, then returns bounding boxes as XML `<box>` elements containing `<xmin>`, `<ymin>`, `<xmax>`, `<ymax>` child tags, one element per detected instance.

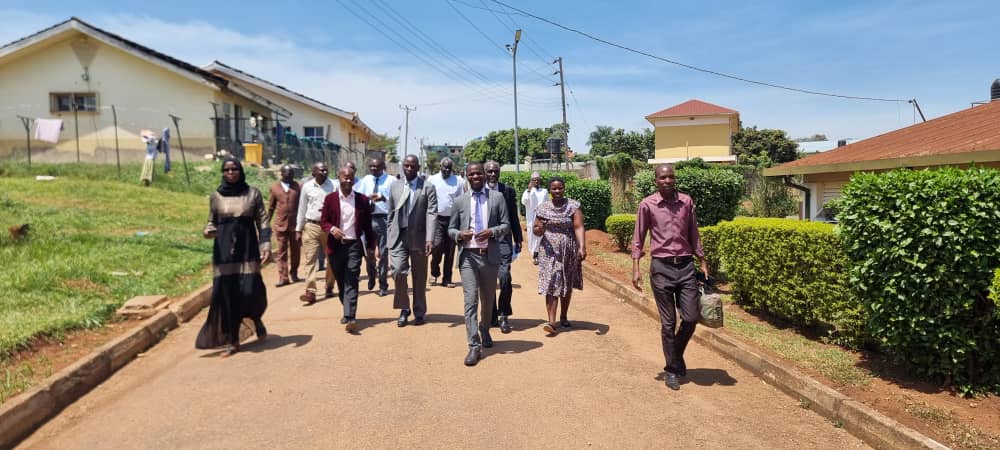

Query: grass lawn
<box><xmin>0</xmin><ymin>161</ymin><xmax>275</xmax><ymax>361</ymax></box>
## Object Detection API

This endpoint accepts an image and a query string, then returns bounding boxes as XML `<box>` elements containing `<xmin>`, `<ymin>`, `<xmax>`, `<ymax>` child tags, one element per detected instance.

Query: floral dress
<box><xmin>536</xmin><ymin>199</ymin><xmax>583</xmax><ymax>296</ymax></box>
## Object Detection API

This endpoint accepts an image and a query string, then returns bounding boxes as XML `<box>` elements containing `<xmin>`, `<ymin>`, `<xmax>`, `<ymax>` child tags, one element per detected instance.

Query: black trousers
<box><xmin>650</xmin><ymin>257</ymin><xmax>700</xmax><ymax>374</ymax></box>
<box><xmin>330</xmin><ymin>239</ymin><xmax>364</xmax><ymax>319</ymax></box>
<box><xmin>430</xmin><ymin>215</ymin><xmax>456</xmax><ymax>284</ymax></box>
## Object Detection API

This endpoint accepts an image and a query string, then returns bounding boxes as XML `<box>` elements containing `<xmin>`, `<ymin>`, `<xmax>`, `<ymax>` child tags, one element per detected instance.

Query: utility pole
<box><xmin>399</xmin><ymin>104</ymin><xmax>416</xmax><ymax>157</ymax></box>
<box><xmin>554</xmin><ymin>57</ymin><xmax>568</xmax><ymax>137</ymax></box>
<box><xmin>506</xmin><ymin>29</ymin><xmax>522</xmax><ymax>173</ymax></box>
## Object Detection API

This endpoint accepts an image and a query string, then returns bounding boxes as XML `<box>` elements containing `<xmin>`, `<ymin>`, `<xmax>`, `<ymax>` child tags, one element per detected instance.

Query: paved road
<box><xmin>20</xmin><ymin>254</ymin><xmax>866</xmax><ymax>449</ymax></box>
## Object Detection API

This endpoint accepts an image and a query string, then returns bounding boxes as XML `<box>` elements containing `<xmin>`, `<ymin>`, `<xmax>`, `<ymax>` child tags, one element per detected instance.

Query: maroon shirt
<box><xmin>631</xmin><ymin>191</ymin><xmax>704</xmax><ymax>260</ymax></box>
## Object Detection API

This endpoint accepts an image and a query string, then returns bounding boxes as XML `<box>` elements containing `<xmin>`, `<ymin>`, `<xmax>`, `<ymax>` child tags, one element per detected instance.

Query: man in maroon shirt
<box><xmin>631</xmin><ymin>164</ymin><xmax>709</xmax><ymax>391</ymax></box>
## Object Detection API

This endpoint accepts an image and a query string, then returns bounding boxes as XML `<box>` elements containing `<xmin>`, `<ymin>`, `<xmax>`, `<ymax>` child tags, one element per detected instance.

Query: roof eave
<box><xmin>205</xmin><ymin>61</ymin><xmax>356</xmax><ymax>122</ymax></box>
<box><xmin>763</xmin><ymin>149</ymin><xmax>1000</xmax><ymax>176</ymax></box>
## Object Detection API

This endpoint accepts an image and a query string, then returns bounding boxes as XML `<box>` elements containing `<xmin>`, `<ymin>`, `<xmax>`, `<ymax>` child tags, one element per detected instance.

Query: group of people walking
<box><xmin>197</xmin><ymin>157</ymin><xmax>708</xmax><ymax>391</ymax></box>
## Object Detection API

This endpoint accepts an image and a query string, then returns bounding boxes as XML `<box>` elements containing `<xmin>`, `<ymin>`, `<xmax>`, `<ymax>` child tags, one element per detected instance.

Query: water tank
<box><xmin>546</xmin><ymin>137</ymin><xmax>563</xmax><ymax>154</ymax></box>
<box><xmin>837</xmin><ymin>139</ymin><xmax>847</xmax><ymax>147</ymax></box>
<box><xmin>992</xmin><ymin>79</ymin><xmax>1000</xmax><ymax>101</ymax></box>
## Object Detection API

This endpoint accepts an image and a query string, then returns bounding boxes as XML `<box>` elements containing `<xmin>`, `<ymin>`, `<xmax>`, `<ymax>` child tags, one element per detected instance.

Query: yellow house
<box><xmin>645</xmin><ymin>99</ymin><xmax>740</xmax><ymax>164</ymax></box>
<box><xmin>0</xmin><ymin>17</ymin><xmax>291</xmax><ymax>163</ymax></box>
<box><xmin>205</xmin><ymin>61</ymin><xmax>373</xmax><ymax>170</ymax></box>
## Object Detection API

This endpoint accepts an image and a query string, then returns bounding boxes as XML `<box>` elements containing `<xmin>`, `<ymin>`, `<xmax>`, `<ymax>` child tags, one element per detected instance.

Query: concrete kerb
<box><xmin>582</xmin><ymin>266</ymin><xmax>949</xmax><ymax>450</ymax></box>
<box><xmin>0</xmin><ymin>282</ymin><xmax>212</xmax><ymax>450</ymax></box>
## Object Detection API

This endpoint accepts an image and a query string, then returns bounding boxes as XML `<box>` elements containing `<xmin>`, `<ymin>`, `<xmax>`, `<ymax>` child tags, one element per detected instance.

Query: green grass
<box><xmin>1</xmin><ymin>357</ymin><xmax>52</xmax><ymax>403</ymax></box>
<box><xmin>0</xmin><ymin>162</ymin><xmax>272</xmax><ymax>361</ymax></box>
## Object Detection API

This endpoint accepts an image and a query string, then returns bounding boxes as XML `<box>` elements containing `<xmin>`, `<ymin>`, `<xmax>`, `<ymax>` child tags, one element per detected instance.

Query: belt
<box><xmin>655</xmin><ymin>255</ymin><xmax>693</xmax><ymax>265</ymax></box>
<box><xmin>306</xmin><ymin>219</ymin><xmax>321</xmax><ymax>225</ymax></box>
<box><xmin>372</xmin><ymin>213</ymin><xmax>388</xmax><ymax>217</ymax></box>
<box><xmin>466</xmin><ymin>247</ymin><xmax>488</xmax><ymax>255</ymax></box>
<box><xmin>339</xmin><ymin>238</ymin><xmax>359</xmax><ymax>244</ymax></box>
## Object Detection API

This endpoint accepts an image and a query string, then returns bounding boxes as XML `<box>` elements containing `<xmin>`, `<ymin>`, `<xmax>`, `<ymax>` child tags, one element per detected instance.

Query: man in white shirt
<box><xmin>521</xmin><ymin>171</ymin><xmax>550</xmax><ymax>265</ymax></box>
<box><xmin>428</xmin><ymin>158</ymin><xmax>464</xmax><ymax>287</ymax></box>
<box><xmin>296</xmin><ymin>162</ymin><xmax>336</xmax><ymax>304</ymax></box>
<box><xmin>356</xmin><ymin>157</ymin><xmax>395</xmax><ymax>296</ymax></box>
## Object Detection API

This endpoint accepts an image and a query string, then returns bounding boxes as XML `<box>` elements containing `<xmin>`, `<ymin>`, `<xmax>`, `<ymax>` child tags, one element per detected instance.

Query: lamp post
<box><xmin>506</xmin><ymin>29</ymin><xmax>522</xmax><ymax>173</ymax></box>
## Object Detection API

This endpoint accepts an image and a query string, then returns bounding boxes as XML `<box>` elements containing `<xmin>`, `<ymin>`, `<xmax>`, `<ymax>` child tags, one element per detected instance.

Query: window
<box><xmin>50</xmin><ymin>93</ymin><xmax>98</xmax><ymax>112</ymax></box>
<box><xmin>304</xmin><ymin>126</ymin><xmax>324</xmax><ymax>139</ymax></box>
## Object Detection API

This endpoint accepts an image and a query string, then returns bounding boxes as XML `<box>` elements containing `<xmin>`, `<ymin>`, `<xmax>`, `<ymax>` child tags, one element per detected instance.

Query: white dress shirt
<box><xmin>338</xmin><ymin>191</ymin><xmax>358</xmax><ymax>239</ymax></box>
<box><xmin>357</xmin><ymin>173</ymin><xmax>394</xmax><ymax>215</ymax></box>
<box><xmin>428</xmin><ymin>172</ymin><xmax>464</xmax><ymax>216</ymax></box>
<box><xmin>296</xmin><ymin>177</ymin><xmax>336</xmax><ymax>232</ymax></box>
<box><xmin>465</xmin><ymin>190</ymin><xmax>490</xmax><ymax>249</ymax></box>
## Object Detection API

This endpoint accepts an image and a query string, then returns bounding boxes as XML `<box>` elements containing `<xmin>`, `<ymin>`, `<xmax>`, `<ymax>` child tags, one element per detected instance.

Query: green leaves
<box><xmin>499</xmin><ymin>171</ymin><xmax>610</xmax><ymax>230</ymax></box>
<box><xmin>838</xmin><ymin>167</ymin><xmax>1000</xmax><ymax>395</ymax></box>
<box><xmin>634</xmin><ymin>167</ymin><xmax>743</xmax><ymax>227</ymax></box>
<box><xmin>604</xmin><ymin>214</ymin><xmax>636</xmax><ymax>251</ymax></box>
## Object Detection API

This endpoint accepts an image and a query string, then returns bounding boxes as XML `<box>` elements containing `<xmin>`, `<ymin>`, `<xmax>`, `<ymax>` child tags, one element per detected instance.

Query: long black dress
<box><xmin>196</xmin><ymin>186</ymin><xmax>271</xmax><ymax>349</ymax></box>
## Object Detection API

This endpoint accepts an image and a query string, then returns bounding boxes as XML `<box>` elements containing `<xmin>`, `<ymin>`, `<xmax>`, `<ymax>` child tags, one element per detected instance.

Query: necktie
<box><xmin>473</xmin><ymin>191</ymin><xmax>485</xmax><ymax>233</ymax></box>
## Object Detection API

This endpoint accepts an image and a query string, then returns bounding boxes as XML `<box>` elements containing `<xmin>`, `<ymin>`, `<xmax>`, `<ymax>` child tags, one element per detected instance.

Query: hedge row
<box><xmin>991</xmin><ymin>269</ymin><xmax>1000</xmax><ymax>305</ymax></box>
<box><xmin>498</xmin><ymin>171</ymin><xmax>610</xmax><ymax>230</ymax></box>
<box><xmin>838</xmin><ymin>167</ymin><xmax>1000</xmax><ymax>395</ymax></box>
<box><xmin>633</xmin><ymin>167</ymin><xmax>743</xmax><ymax>226</ymax></box>
<box><xmin>711</xmin><ymin>218</ymin><xmax>864</xmax><ymax>345</ymax></box>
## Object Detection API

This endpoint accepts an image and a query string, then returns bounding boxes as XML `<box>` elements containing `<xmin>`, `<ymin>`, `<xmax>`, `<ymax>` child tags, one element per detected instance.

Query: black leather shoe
<box><xmin>665</xmin><ymin>372</ymin><xmax>680</xmax><ymax>391</ymax></box>
<box><xmin>325</xmin><ymin>288</ymin><xmax>334</xmax><ymax>299</ymax></box>
<box><xmin>368</xmin><ymin>278</ymin><xmax>376</xmax><ymax>290</ymax></box>
<box><xmin>464</xmin><ymin>347</ymin><xmax>481</xmax><ymax>366</ymax></box>
<box><xmin>413</xmin><ymin>316</ymin><xmax>426</xmax><ymax>325</ymax></box>
<box><xmin>499</xmin><ymin>316</ymin><xmax>512</xmax><ymax>334</ymax></box>
<box><xmin>340</xmin><ymin>317</ymin><xmax>349</xmax><ymax>324</ymax></box>
<box><xmin>378</xmin><ymin>289</ymin><xmax>389</xmax><ymax>297</ymax></box>
<box><xmin>291</xmin><ymin>275</ymin><xmax>302</xmax><ymax>283</ymax></box>
<box><xmin>254</xmin><ymin>320</ymin><xmax>267</xmax><ymax>340</ymax></box>
<box><xmin>398</xmin><ymin>310</ymin><xmax>410</xmax><ymax>327</ymax></box>
<box><xmin>490</xmin><ymin>317</ymin><xmax>500</xmax><ymax>327</ymax></box>
<box><xmin>345</xmin><ymin>319</ymin><xmax>358</xmax><ymax>333</ymax></box>
<box><xmin>275</xmin><ymin>280</ymin><xmax>291</xmax><ymax>288</ymax></box>
<box><xmin>482</xmin><ymin>331</ymin><xmax>494</xmax><ymax>348</ymax></box>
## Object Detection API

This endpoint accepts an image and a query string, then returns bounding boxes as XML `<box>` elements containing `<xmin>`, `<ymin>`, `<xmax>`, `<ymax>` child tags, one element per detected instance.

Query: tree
<box><xmin>463</xmin><ymin>124</ymin><xmax>562</xmax><ymax>164</ymax></box>
<box><xmin>731</xmin><ymin>126</ymin><xmax>799</xmax><ymax>167</ymax></box>
<box><xmin>586</xmin><ymin>125</ymin><xmax>654</xmax><ymax>160</ymax></box>
<box><xmin>368</xmin><ymin>132</ymin><xmax>399</xmax><ymax>153</ymax></box>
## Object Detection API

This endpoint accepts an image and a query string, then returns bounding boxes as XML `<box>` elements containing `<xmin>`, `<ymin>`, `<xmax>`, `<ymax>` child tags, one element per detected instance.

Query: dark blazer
<box><xmin>268</xmin><ymin>180</ymin><xmax>302</xmax><ymax>232</ymax></box>
<box><xmin>319</xmin><ymin>191</ymin><xmax>376</xmax><ymax>255</ymax></box>
<box><xmin>448</xmin><ymin>190</ymin><xmax>510</xmax><ymax>266</ymax></box>
<box><xmin>495</xmin><ymin>182</ymin><xmax>523</xmax><ymax>246</ymax></box>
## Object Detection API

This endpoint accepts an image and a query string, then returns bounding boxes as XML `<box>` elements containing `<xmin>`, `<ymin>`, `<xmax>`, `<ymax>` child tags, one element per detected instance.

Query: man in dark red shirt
<box><xmin>631</xmin><ymin>164</ymin><xmax>709</xmax><ymax>391</ymax></box>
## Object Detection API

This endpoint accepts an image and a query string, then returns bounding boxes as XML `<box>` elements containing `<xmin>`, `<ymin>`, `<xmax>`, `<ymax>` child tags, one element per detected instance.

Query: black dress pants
<box><xmin>650</xmin><ymin>257</ymin><xmax>700</xmax><ymax>375</ymax></box>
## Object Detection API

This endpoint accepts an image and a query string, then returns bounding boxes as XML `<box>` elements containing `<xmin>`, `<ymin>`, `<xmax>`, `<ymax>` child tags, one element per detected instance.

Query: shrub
<box><xmin>713</xmin><ymin>218</ymin><xmax>864</xmax><ymax>345</ymax></box>
<box><xmin>838</xmin><ymin>167</ymin><xmax>1000</xmax><ymax>395</ymax></box>
<box><xmin>991</xmin><ymin>269</ymin><xmax>1000</xmax><ymax>305</ymax></box>
<box><xmin>699</xmin><ymin>225</ymin><xmax>721</xmax><ymax>278</ymax></box>
<box><xmin>499</xmin><ymin>171</ymin><xmax>579</xmax><ymax>215</ymax></box>
<box><xmin>633</xmin><ymin>167</ymin><xmax>742</xmax><ymax>226</ymax></box>
<box><xmin>605</xmin><ymin>214</ymin><xmax>636</xmax><ymax>250</ymax></box>
<box><xmin>749</xmin><ymin>176</ymin><xmax>798</xmax><ymax>218</ymax></box>
<box><xmin>565</xmin><ymin>179</ymin><xmax>611</xmax><ymax>230</ymax></box>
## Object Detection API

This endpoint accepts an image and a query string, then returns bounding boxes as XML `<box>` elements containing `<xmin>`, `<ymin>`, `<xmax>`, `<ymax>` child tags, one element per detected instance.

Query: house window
<box><xmin>304</xmin><ymin>126</ymin><xmax>324</xmax><ymax>139</ymax></box>
<box><xmin>50</xmin><ymin>93</ymin><xmax>98</xmax><ymax>112</ymax></box>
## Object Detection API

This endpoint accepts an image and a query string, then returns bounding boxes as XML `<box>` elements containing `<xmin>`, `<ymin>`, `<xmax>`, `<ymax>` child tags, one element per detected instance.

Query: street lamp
<box><xmin>506</xmin><ymin>29</ymin><xmax>522</xmax><ymax>173</ymax></box>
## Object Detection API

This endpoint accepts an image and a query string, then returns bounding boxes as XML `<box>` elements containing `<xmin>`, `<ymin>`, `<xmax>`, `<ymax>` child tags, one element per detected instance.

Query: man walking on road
<box><xmin>268</xmin><ymin>164</ymin><xmax>302</xmax><ymax>287</ymax></box>
<box><xmin>484</xmin><ymin>160</ymin><xmax>522</xmax><ymax>333</ymax></box>
<box><xmin>296</xmin><ymin>162</ymin><xmax>337</xmax><ymax>304</ymax></box>
<box><xmin>631</xmin><ymin>164</ymin><xmax>709</xmax><ymax>391</ymax></box>
<box><xmin>321</xmin><ymin>167</ymin><xmax>376</xmax><ymax>333</ymax></box>
<box><xmin>449</xmin><ymin>162</ymin><xmax>510</xmax><ymax>366</ymax></box>
<box><xmin>357</xmin><ymin>157</ymin><xmax>394</xmax><ymax>296</ymax></box>
<box><xmin>428</xmin><ymin>158</ymin><xmax>464</xmax><ymax>287</ymax></box>
<box><xmin>521</xmin><ymin>172</ymin><xmax>549</xmax><ymax>265</ymax></box>
<box><xmin>386</xmin><ymin>155</ymin><xmax>437</xmax><ymax>327</ymax></box>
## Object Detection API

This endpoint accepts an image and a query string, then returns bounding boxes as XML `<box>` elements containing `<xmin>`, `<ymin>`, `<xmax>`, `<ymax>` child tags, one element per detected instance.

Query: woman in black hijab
<box><xmin>196</xmin><ymin>158</ymin><xmax>271</xmax><ymax>356</ymax></box>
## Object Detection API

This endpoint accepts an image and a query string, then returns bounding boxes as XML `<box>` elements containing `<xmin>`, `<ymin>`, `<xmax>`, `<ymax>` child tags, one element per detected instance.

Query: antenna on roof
<box><xmin>908</xmin><ymin>99</ymin><xmax>926</xmax><ymax>122</ymax></box>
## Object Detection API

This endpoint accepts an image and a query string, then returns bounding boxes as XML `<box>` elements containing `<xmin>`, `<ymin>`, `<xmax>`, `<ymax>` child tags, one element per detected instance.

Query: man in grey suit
<box><xmin>448</xmin><ymin>162</ymin><xmax>510</xmax><ymax>366</ymax></box>
<box><xmin>387</xmin><ymin>155</ymin><xmax>438</xmax><ymax>327</ymax></box>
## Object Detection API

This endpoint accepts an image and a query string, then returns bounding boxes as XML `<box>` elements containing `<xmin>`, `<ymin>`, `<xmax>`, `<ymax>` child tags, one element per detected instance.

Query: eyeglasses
<box><xmin>222</xmin><ymin>168</ymin><xmax>240</xmax><ymax>173</ymax></box>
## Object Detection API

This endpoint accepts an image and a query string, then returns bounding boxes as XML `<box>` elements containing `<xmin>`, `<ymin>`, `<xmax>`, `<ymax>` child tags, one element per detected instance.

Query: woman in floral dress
<box><xmin>533</xmin><ymin>176</ymin><xmax>586</xmax><ymax>335</ymax></box>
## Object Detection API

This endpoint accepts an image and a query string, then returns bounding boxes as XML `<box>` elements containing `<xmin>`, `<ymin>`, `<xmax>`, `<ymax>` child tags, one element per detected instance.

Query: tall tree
<box><xmin>731</xmin><ymin>126</ymin><xmax>799</xmax><ymax>167</ymax></box>
<box><xmin>586</xmin><ymin>125</ymin><xmax>654</xmax><ymax>160</ymax></box>
<box><xmin>463</xmin><ymin>125</ymin><xmax>562</xmax><ymax>164</ymax></box>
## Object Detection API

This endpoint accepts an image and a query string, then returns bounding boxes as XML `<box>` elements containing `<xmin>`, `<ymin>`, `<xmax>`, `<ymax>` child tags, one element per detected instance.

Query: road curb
<box><xmin>0</xmin><ymin>283</ymin><xmax>211</xmax><ymax>450</ymax></box>
<box><xmin>582</xmin><ymin>265</ymin><xmax>949</xmax><ymax>450</ymax></box>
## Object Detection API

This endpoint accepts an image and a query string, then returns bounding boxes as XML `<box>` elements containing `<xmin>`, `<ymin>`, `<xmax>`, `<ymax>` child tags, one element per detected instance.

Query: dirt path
<box><xmin>18</xmin><ymin>255</ymin><xmax>865</xmax><ymax>449</ymax></box>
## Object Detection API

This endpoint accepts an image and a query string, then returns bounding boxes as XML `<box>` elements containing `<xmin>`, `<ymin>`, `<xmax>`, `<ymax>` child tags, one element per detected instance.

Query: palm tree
<box><xmin>587</xmin><ymin>125</ymin><xmax>616</xmax><ymax>156</ymax></box>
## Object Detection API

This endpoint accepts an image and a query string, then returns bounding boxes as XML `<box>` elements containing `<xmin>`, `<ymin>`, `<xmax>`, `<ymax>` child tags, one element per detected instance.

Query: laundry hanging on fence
<box><xmin>33</xmin><ymin>118</ymin><xmax>63</xmax><ymax>143</ymax></box>
<box><xmin>160</xmin><ymin>127</ymin><xmax>171</xmax><ymax>173</ymax></box>
<box><xmin>140</xmin><ymin>129</ymin><xmax>158</xmax><ymax>185</ymax></box>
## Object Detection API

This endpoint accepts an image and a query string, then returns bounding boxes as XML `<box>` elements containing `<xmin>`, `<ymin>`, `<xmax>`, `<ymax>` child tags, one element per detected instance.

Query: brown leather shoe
<box><xmin>299</xmin><ymin>291</ymin><xmax>316</xmax><ymax>304</ymax></box>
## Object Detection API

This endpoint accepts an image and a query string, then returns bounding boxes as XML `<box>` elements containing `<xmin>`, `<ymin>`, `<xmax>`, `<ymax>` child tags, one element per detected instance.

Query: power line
<box><xmin>463</xmin><ymin>0</ymin><xmax>558</xmax><ymax>83</ymax></box>
<box><xmin>489</xmin><ymin>0</ymin><xmax>908</xmax><ymax>103</ymax></box>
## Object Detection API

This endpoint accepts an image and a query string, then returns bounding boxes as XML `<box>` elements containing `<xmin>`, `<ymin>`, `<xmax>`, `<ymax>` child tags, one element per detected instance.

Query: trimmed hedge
<box><xmin>712</xmin><ymin>218</ymin><xmax>864</xmax><ymax>345</ymax></box>
<box><xmin>633</xmin><ymin>168</ymin><xmax>743</xmax><ymax>226</ymax></box>
<box><xmin>991</xmin><ymin>269</ymin><xmax>1000</xmax><ymax>305</ymax></box>
<box><xmin>838</xmin><ymin>167</ymin><xmax>1000</xmax><ymax>395</ymax></box>
<box><xmin>605</xmin><ymin>214</ymin><xmax>636</xmax><ymax>250</ymax></box>
<box><xmin>499</xmin><ymin>171</ymin><xmax>610</xmax><ymax>230</ymax></box>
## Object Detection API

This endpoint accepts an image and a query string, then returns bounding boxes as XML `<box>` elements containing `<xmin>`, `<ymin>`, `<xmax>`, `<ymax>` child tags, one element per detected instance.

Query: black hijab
<box><xmin>217</xmin><ymin>158</ymin><xmax>250</xmax><ymax>197</ymax></box>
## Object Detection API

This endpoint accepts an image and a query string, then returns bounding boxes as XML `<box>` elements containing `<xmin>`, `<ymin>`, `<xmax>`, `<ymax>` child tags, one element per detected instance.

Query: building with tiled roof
<box><xmin>764</xmin><ymin>96</ymin><xmax>1000</xmax><ymax>220</ymax></box>
<box><xmin>644</xmin><ymin>99</ymin><xmax>740</xmax><ymax>164</ymax></box>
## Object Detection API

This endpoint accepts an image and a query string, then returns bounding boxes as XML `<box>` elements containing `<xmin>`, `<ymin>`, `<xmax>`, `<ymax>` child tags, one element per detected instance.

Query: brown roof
<box><xmin>645</xmin><ymin>99</ymin><xmax>738</xmax><ymax>119</ymax></box>
<box><xmin>767</xmin><ymin>100</ymin><xmax>1000</xmax><ymax>175</ymax></box>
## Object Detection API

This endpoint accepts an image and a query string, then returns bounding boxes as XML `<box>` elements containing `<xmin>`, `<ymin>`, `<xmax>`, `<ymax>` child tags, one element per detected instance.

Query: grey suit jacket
<box><xmin>387</xmin><ymin>176</ymin><xmax>437</xmax><ymax>248</ymax></box>
<box><xmin>448</xmin><ymin>189</ymin><xmax>510</xmax><ymax>266</ymax></box>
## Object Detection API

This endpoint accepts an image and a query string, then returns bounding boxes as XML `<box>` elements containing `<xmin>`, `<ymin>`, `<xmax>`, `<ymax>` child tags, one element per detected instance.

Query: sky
<box><xmin>1</xmin><ymin>0</ymin><xmax>998</xmax><ymax>159</ymax></box>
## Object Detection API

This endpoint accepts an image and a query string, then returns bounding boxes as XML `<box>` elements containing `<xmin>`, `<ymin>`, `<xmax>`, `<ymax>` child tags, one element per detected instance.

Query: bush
<box><xmin>749</xmin><ymin>176</ymin><xmax>798</xmax><ymax>218</ymax></box>
<box><xmin>838</xmin><ymin>167</ymin><xmax>1000</xmax><ymax>395</ymax></box>
<box><xmin>991</xmin><ymin>269</ymin><xmax>1000</xmax><ymax>305</ymax></box>
<box><xmin>712</xmin><ymin>218</ymin><xmax>864</xmax><ymax>345</ymax></box>
<box><xmin>499</xmin><ymin>171</ymin><xmax>579</xmax><ymax>216</ymax></box>
<box><xmin>565</xmin><ymin>179</ymin><xmax>611</xmax><ymax>230</ymax></box>
<box><xmin>633</xmin><ymin>167</ymin><xmax>742</xmax><ymax>226</ymax></box>
<box><xmin>605</xmin><ymin>214</ymin><xmax>636</xmax><ymax>250</ymax></box>
<box><xmin>699</xmin><ymin>225</ymin><xmax>721</xmax><ymax>278</ymax></box>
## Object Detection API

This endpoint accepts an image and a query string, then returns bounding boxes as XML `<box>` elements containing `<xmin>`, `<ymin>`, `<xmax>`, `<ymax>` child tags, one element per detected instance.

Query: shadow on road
<box><xmin>654</xmin><ymin>369</ymin><xmax>738</xmax><ymax>387</ymax></box>
<box><xmin>353</xmin><ymin>317</ymin><xmax>397</xmax><ymax>333</ymax></box>
<box><xmin>243</xmin><ymin>334</ymin><xmax>313</xmax><ymax>352</ymax></box>
<box><xmin>556</xmin><ymin>320</ymin><xmax>610</xmax><ymax>336</ymax></box>
<box><xmin>487</xmin><ymin>339</ymin><xmax>543</xmax><ymax>356</ymax></box>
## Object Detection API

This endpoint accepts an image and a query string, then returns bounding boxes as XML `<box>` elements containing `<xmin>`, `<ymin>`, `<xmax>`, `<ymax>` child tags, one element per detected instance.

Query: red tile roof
<box><xmin>770</xmin><ymin>100</ymin><xmax>1000</xmax><ymax>173</ymax></box>
<box><xmin>645</xmin><ymin>99</ymin><xmax>738</xmax><ymax>118</ymax></box>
